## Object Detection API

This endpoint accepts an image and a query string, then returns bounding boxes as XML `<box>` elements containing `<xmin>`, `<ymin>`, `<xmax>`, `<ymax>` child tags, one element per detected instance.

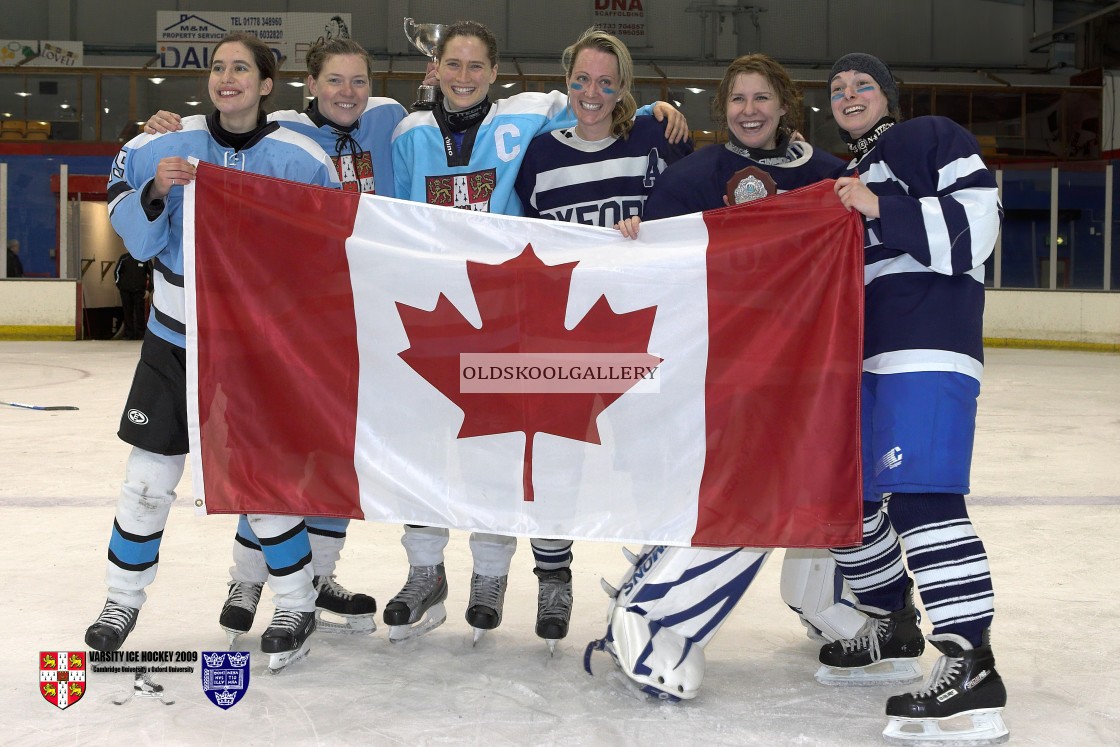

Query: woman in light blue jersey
<box><xmin>87</xmin><ymin>32</ymin><xmax>338</xmax><ymax>673</ymax></box>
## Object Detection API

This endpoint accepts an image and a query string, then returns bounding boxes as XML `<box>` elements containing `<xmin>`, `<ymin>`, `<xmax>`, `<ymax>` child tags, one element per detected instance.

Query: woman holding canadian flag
<box><xmin>814</xmin><ymin>53</ymin><xmax>1007</xmax><ymax>745</ymax></box>
<box><xmin>386</xmin><ymin>19</ymin><xmax>688</xmax><ymax>649</ymax></box>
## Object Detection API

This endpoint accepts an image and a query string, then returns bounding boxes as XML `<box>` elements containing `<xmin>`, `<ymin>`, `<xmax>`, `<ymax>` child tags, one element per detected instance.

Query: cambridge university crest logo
<box><xmin>40</xmin><ymin>651</ymin><xmax>86</xmax><ymax>709</ymax></box>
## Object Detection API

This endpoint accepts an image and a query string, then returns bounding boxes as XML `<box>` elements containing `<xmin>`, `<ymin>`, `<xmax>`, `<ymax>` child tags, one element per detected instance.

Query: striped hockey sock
<box><xmin>888</xmin><ymin>492</ymin><xmax>995</xmax><ymax>647</ymax></box>
<box><xmin>830</xmin><ymin>500</ymin><xmax>909</xmax><ymax>612</ymax></box>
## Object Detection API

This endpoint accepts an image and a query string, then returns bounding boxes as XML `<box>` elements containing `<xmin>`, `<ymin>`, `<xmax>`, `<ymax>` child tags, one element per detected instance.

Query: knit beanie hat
<box><xmin>829</xmin><ymin>53</ymin><xmax>898</xmax><ymax>115</ymax></box>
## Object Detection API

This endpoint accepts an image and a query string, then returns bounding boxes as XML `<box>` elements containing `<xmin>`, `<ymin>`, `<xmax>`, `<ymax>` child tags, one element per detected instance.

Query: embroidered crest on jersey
<box><xmin>425</xmin><ymin>169</ymin><xmax>496</xmax><ymax>211</ymax></box>
<box><xmin>334</xmin><ymin>152</ymin><xmax>376</xmax><ymax>194</ymax></box>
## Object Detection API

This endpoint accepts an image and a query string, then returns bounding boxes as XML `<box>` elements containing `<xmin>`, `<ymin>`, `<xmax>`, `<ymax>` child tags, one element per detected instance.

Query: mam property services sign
<box><xmin>156</xmin><ymin>11</ymin><xmax>352</xmax><ymax>71</ymax></box>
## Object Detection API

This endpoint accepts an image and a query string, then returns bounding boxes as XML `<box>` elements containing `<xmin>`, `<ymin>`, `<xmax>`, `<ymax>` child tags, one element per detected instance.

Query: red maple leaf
<box><xmin>396</xmin><ymin>244</ymin><xmax>660</xmax><ymax>501</ymax></box>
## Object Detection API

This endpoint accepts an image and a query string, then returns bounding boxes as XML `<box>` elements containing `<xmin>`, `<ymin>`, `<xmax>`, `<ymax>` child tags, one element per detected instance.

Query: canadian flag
<box><xmin>184</xmin><ymin>163</ymin><xmax>864</xmax><ymax>548</ymax></box>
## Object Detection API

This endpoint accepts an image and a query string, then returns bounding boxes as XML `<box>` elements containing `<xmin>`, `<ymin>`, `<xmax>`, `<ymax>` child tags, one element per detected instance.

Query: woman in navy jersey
<box><xmin>816</xmin><ymin>52</ymin><xmax>1007</xmax><ymax>745</ymax></box>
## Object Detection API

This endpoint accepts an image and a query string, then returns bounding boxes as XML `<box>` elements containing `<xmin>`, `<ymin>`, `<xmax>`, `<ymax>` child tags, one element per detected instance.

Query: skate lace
<box><xmin>537</xmin><ymin>575</ymin><xmax>573</xmax><ymax>618</ymax></box>
<box><xmin>839</xmin><ymin>617</ymin><xmax>888</xmax><ymax>661</ymax></box>
<box><xmin>395</xmin><ymin>566</ymin><xmax>439</xmax><ymax>606</ymax></box>
<box><xmin>913</xmin><ymin>654</ymin><xmax>964</xmax><ymax>698</ymax></box>
<box><xmin>98</xmin><ymin>601</ymin><xmax>136</xmax><ymax>632</ymax></box>
<box><xmin>226</xmin><ymin>581</ymin><xmax>262</xmax><ymax>610</ymax></box>
<box><xmin>470</xmin><ymin>574</ymin><xmax>506</xmax><ymax>610</ymax></box>
<box><xmin>268</xmin><ymin>609</ymin><xmax>305</xmax><ymax>633</ymax></box>
<box><xmin>316</xmin><ymin>575</ymin><xmax>354</xmax><ymax>600</ymax></box>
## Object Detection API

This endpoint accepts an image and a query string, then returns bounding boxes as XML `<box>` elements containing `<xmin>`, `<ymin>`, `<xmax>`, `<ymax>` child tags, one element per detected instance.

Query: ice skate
<box><xmin>219</xmin><ymin>581</ymin><xmax>262</xmax><ymax>648</ymax></box>
<box><xmin>85</xmin><ymin>600</ymin><xmax>140</xmax><ymax>652</ymax></box>
<box><xmin>815</xmin><ymin>579</ymin><xmax>925</xmax><ymax>686</ymax></box>
<box><xmin>112</xmin><ymin>670</ymin><xmax>175</xmax><ymax>706</ymax></box>
<box><xmin>260</xmin><ymin>609</ymin><xmax>315</xmax><ymax>673</ymax></box>
<box><xmin>313</xmin><ymin>575</ymin><xmax>377</xmax><ymax>635</ymax></box>
<box><xmin>882</xmin><ymin>632</ymin><xmax>1009</xmax><ymax>745</ymax></box>
<box><xmin>466</xmin><ymin>572</ymin><xmax>507</xmax><ymax>645</ymax></box>
<box><xmin>534</xmin><ymin>567</ymin><xmax>573</xmax><ymax>655</ymax></box>
<box><xmin>383</xmin><ymin>563</ymin><xmax>448</xmax><ymax>643</ymax></box>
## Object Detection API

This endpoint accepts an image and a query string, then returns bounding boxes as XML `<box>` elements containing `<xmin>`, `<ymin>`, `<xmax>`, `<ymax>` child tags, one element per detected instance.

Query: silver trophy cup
<box><xmin>403</xmin><ymin>17</ymin><xmax>448</xmax><ymax>111</ymax></box>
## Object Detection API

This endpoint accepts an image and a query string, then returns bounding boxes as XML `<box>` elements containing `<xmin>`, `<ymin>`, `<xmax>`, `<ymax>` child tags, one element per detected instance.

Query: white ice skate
<box><xmin>384</xmin><ymin>563</ymin><xmax>449</xmax><ymax>643</ymax></box>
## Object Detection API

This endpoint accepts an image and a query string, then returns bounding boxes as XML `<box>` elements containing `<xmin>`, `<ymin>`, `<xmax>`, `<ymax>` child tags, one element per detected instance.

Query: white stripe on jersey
<box><xmin>863</xmin><ymin>349</ymin><xmax>984</xmax><ymax>381</ymax></box>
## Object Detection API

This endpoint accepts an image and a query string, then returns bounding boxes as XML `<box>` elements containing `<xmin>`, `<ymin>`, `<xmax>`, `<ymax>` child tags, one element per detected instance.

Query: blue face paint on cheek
<box><xmin>602</xmin><ymin>87</ymin><xmax>616</xmax><ymax>95</ymax></box>
<box><xmin>830</xmin><ymin>91</ymin><xmax>844</xmax><ymax>102</ymax></box>
<box><xmin>569</xmin><ymin>82</ymin><xmax>584</xmax><ymax>91</ymax></box>
<box><xmin>856</xmin><ymin>86</ymin><xmax>875</xmax><ymax>94</ymax></box>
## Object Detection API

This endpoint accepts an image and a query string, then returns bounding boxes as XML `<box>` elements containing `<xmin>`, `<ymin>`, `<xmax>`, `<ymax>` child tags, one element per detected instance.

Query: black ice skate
<box><xmin>815</xmin><ymin>578</ymin><xmax>925</xmax><ymax>686</ymax></box>
<box><xmin>882</xmin><ymin>631</ymin><xmax>1009</xmax><ymax>745</ymax></box>
<box><xmin>85</xmin><ymin>600</ymin><xmax>140</xmax><ymax>652</ymax></box>
<box><xmin>260</xmin><ymin>609</ymin><xmax>315</xmax><ymax>673</ymax></box>
<box><xmin>219</xmin><ymin>581</ymin><xmax>262</xmax><ymax>648</ymax></box>
<box><xmin>467</xmin><ymin>572</ymin><xmax>508</xmax><ymax>645</ymax></box>
<box><xmin>313</xmin><ymin>575</ymin><xmax>377</xmax><ymax>635</ymax></box>
<box><xmin>533</xmin><ymin>567</ymin><xmax>573</xmax><ymax>655</ymax></box>
<box><xmin>383</xmin><ymin>563</ymin><xmax>448</xmax><ymax>643</ymax></box>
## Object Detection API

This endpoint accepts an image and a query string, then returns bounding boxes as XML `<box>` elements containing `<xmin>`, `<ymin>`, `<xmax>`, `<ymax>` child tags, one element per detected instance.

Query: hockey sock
<box><xmin>530</xmin><ymin>538</ymin><xmax>573</xmax><ymax>571</ymax></box>
<box><xmin>888</xmin><ymin>492</ymin><xmax>994</xmax><ymax>648</ymax></box>
<box><xmin>307</xmin><ymin>517</ymin><xmax>349</xmax><ymax>577</ymax></box>
<box><xmin>251</xmin><ymin>515</ymin><xmax>315</xmax><ymax>611</ymax></box>
<box><xmin>105</xmin><ymin>449</ymin><xmax>186</xmax><ymax>608</ymax></box>
<box><xmin>830</xmin><ymin>500</ymin><xmax>909</xmax><ymax>612</ymax></box>
<box><xmin>230</xmin><ymin>515</ymin><xmax>268</xmax><ymax>584</ymax></box>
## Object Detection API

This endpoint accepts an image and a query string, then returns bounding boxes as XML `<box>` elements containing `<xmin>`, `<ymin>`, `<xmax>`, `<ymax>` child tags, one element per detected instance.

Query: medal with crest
<box><xmin>201</xmin><ymin>651</ymin><xmax>250</xmax><ymax>709</ymax></box>
<box><xmin>40</xmin><ymin>651</ymin><xmax>85</xmax><ymax>709</ymax></box>
<box><xmin>725</xmin><ymin>165</ymin><xmax>778</xmax><ymax>205</ymax></box>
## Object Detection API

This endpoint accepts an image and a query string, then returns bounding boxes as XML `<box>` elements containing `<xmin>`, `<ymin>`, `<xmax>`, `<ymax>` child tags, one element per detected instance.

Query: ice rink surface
<box><xmin>2</xmin><ymin>341</ymin><xmax>1118</xmax><ymax>746</ymax></box>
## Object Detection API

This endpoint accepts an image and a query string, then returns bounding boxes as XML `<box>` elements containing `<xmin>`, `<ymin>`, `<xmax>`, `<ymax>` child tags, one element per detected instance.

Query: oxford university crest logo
<box><xmin>201</xmin><ymin>651</ymin><xmax>250</xmax><ymax>709</ymax></box>
<box><xmin>40</xmin><ymin>651</ymin><xmax>86</xmax><ymax>709</ymax></box>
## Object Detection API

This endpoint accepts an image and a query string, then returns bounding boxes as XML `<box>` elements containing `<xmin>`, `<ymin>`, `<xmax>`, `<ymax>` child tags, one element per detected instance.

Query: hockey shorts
<box><xmin>117</xmin><ymin>332</ymin><xmax>189</xmax><ymax>456</ymax></box>
<box><xmin>861</xmin><ymin>370</ymin><xmax>979</xmax><ymax>501</ymax></box>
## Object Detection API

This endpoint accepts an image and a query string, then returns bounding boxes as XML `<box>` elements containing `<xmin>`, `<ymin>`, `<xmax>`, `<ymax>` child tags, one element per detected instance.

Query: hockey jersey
<box><xmin>514</xmin><ymin>116</ymin><xmax>694</xmax><ymax>226</ymax></box>
<box><xmin>844</xmin><ymin>117</ymin><xmax>1001</xmax><ymax>380</ymax></box>
<box><xmin>391</xmin><ymin>90</ymin><xmax>577</xmax><ymax>216</ymax></box>
<box><xmin>270</xmin><ymin>97</ymin><xmax>405</xmax><ymax>197</ymax></box>
<box><xmin>643</xmin><ymin>139</ymin><xmax>842</xmax><ymax>220</ymax></box>
<box><xmin>106</xmin><ymin>113</ymin><xmax>339</xmax><ymax>349</ymax></box>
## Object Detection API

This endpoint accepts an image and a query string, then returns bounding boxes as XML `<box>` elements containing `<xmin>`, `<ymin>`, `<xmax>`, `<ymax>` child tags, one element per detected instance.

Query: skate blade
<box><xmin>267</xmin><ymin>641</ymin><xmax>311</xmax><ymax>674</ymax></box>
<box><xmin>471</xmin><ymin>627</ymin><xmax>488</xmax><ymax>646</ymax></box>
<box><xmin>112</xmin><ymin>690</ymin><xmax>175</xmax><ymax>705</ymax></box>
<box><xmin>883</xmin><ymin>709</ymin><xmax>1009</xmax><ymax>745</ymax></box>
<box><xmin>814</xmin><ymin>658</ymin><xmax>923</xmax><ymax>686</ymax></box>
<box><xmin>222</xmin><ymin>627</ymin><xmax>247</xmax><ymax>650</ymax></box>
<box><xmin>621</xmin><ymin>546</ymin><xmax>640</xmax><ymax>565</ymax></box>
<box><xmin>388</xmin><ymin>603</ymin><xmax>447</xmax><ymax>644</ymax></box>
<box><xmin>599</xmin><ymin>578</ymin><xmax>619</xmax><ymax>597</ymax></box>
<box><xmin>315</xmin><ymin>609</ymin><xmax>376</xmax><ymax>636</ymax></box>
<box><xmin>546</xmin><ymin>639</ymin><xmax>558</xmax><ymax>657</ymax></box>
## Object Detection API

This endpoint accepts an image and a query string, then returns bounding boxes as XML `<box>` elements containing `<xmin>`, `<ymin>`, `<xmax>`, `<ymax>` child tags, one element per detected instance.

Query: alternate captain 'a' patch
<box><xmin>425</xmin><ymin>169</ymin><xmax>496</xmax><ymax>211</ymax></box>
<box><xmin>40</xmin><ymin>651</ymin><xmax>86</xmax><ymax>709</ymax></box>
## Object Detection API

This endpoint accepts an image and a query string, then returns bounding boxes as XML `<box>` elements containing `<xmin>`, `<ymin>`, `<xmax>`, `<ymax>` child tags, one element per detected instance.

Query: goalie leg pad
<box><xmin>587</xmin><ymin>545</ymin><xmax>770</xmax><ymax>700</ymax></box>
<box><xmin>587</xmin><ymin>604</ymin><xmax>705</xmax><ymax>701</ymax></box>
<box><xmin>780</xmin><ymin>548</ymin><xmax>867</xmax><ymax>642</ymax></box>
<box><xmin>612</xmin><ymin>546</ymin><xmax>771</xmax><ymax>647</ymax></box>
